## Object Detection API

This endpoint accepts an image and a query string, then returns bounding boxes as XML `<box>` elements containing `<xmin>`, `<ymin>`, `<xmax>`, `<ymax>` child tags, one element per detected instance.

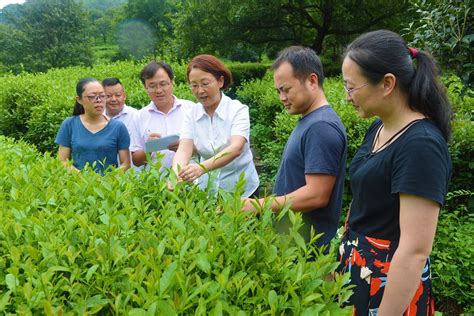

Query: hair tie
<box><xmin>408</xmin><ymin>47</ymin><xmax>418</xmax><ymax>59</ymax></box>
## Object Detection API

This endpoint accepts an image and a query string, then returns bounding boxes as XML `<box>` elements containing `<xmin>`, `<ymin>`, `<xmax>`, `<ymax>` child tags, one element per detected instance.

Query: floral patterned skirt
<box><xmin>337</xmin><ymin>229</ymin><xmax>435</xmax><ymax>315</ymax></box>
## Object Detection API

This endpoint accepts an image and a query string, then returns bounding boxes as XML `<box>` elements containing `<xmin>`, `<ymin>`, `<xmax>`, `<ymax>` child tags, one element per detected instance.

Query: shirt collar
<box><xmin>148</xmin><ymin>96</ymin><xmax>182</xmax><ymax>114</ymax></box>
<box><xmin>196</xmin><ymin>93</ymin><xmax>228</xmax><ymax>120</ymax></box>
<box><xmin>105</xmin><ymin>104</ymin><xmax>130</xmax><ymax>119</ymax></box>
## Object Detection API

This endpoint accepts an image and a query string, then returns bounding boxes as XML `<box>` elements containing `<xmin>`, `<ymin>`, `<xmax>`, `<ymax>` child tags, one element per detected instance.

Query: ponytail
<box><xmin>72</xmin><ymin>101</ymin><xmax>84</xmax><ymax>116</ymax></box>
<box><xmin>344</xmin><ymin>30</ymin><xmax>452</xmax><ymax>141</ymax></box>
<box><xmin>408</xmin><ymin>51</ymin><xmax>452</xmax><ymax>140</ymax></box>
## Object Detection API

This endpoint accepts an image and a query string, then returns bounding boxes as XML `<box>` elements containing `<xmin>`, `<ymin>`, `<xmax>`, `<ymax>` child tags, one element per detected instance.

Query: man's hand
<box><xmin>178</xmin><ymin>164</ymin><xmax>205</xmax><ymax>182</ymax></box>
<box><xmin>242</xmin><ymin>198</ymin><xmax>256</xmax><ymax>212</ymax></box>
<box><xmin>147</xmin><ymin>132</ymin><xmax>161</xmax><ymax>140</ymax></box>
<box><xmin>241</xmin><ymin>198</ymin><xmax>263</xmax><ymax>215</ymax></box>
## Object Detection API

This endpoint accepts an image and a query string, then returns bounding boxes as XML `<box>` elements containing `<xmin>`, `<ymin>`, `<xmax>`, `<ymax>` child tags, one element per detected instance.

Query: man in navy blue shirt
<box><xmin>243</xmin><ymin>46</ymin><xmax>347</xmax><ymax>248</ymax></box>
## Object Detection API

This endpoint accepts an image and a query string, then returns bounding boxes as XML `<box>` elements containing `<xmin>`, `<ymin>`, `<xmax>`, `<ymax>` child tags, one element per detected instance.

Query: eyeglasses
<box><xmin>84</xmin><ymin>94</ymin><xmax>107</xmax><ymax>102</ymax></box>
<box><xmin>146</xmin><ymin>81</ymin><xmax>171</xmax><ymax>92</ymax></box>
<box><xmin>189</xmin><ymin>80</ymin><xmax>215</xmax><ymax>91</ymax></box>
<box><xmin>344</xmin><ymin>83</ymin><xmax>369</xmax><ymax>98</ymax></box>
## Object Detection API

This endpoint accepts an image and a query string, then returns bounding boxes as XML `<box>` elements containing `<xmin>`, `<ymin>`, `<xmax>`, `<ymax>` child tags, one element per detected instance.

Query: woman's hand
<box><xmin>178</xmin><ymin>164</ymin><xmax>205</xmax><ymax>182</ymax></box>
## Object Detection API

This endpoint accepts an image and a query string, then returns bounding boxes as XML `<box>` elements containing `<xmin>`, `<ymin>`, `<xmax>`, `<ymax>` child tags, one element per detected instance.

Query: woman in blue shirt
<box><xmin>55</xmin><ymin>77</ymin><xmax>130</xmax><ymax>174</ymax></box>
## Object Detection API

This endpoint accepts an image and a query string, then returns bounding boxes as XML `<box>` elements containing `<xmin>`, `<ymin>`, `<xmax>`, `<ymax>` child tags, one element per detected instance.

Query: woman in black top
<box><xmin>338</xmin><ymin>30</ymin><xmax>452</xmax><ymax>315</ymax></box>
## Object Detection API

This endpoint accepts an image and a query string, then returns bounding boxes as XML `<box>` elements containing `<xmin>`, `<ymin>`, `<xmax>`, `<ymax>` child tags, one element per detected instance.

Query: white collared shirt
<box><xmin>130</xmin><ymin>96</ymin><xmax>195</xmax><ymax>168</ymax></box>
<box><xmin>181</xmin><ymin>94</ymin><xmax>259</xmax><ymax>197</ymax></box>
<box><xmin>106</xmin><ymin>104</ymin><xmax>141</xmax><ymax>171</ymax></box>
<box><xmin>106</xmin><ymin>104</ymin><xmax>139</xmax><ymax>133</ymax></box>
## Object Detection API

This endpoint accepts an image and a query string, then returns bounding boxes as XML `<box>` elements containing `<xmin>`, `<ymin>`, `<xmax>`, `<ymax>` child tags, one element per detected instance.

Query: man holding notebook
<box><xmin>130</xmin><ymin>61</ymin><xmax>195</xmax><ymax>170</ymax></box>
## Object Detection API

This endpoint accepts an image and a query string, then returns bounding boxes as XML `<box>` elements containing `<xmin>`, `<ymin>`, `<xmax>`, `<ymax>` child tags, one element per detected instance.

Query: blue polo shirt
<box><xmin>55</xmin><ymin>116</ymin><xmax>130</xmax><ymax>174</ymax></box>
<box><xmin>273</xmin><ymin>105</ymin><xmax>347</xmax><ymax>247</ymax></box>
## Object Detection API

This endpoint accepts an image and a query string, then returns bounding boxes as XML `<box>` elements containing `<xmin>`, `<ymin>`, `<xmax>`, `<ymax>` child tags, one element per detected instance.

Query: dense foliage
<box><xmin>404</xmin><ymin>0</ymin><xmax>473</xmax><ymax>95</ymax></box>
<box><xmin>431</xmin><ymin>190</ymin><xmax>473</xmax><ymax>313</ymax></box>
<box><xmin>0</xmin><ymin>136</ymin><xmax>351</xmax><ymax>314</ymax></box>
<box><xmin>0</xmin><ymin>0</ymin><xmax>93</xmax><ymax>73</ymax></box>
<box><xmin>0</xmin><ymin>0</ymin><xmax>415</xmax><ymax>73</ymax></box>
<box><xmin>0</xmin><ymin>60</ymin><xmax>472</xmax><ymax>312</ymax></box>
<box><xmin>0</xmin><ymin>60</ymin><xmax>268</xmax><ymax>153</ymax></box>
<box><xmin>172</xmin><ymin>1</ymin><xmax>409</xmax><ymax>59</ymax></box>
<box><xmin>236</xmin><ymin>74</ymin><xmax>474</xmax><ymax>313</ymax></box>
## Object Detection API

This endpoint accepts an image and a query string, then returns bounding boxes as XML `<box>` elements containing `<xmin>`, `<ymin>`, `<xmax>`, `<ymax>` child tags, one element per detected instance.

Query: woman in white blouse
<box><xmin>172</xmin><ymin>54</ymin><xmax>259</xmax><ymax>197</ymax></box>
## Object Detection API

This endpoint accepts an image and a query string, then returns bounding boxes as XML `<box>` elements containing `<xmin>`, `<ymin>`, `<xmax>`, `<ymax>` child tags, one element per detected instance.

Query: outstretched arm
<box><xmin>172</xmin><ymin>138</ymin><xmax>195</xmax><ymax>179</ymax></box>
<box><xmin>243</xmin><ymin>173</ymin><xmax>336</xmax><ymax>213</ymax></box>
<box><xmin>178</xmin><ymin>136</ymin><xmax>246</xmax><ymax>182</ymax></box>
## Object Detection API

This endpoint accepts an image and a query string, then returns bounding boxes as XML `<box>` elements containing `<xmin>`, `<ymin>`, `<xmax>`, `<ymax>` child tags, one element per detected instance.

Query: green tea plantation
<box><xmin>0</xmin><ymin>136</ymin><xmax>352</xmax><ymax>314</ymax></box>
<box><xmin>0</xmin><ymin>60</ymin><xmax>472</xmax><ymax>313</ymax></box>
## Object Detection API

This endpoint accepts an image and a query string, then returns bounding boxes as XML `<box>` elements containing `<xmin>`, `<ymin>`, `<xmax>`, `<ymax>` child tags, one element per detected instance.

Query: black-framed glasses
<box><xmin>344</xmin><ymin>83</ymin><xmax>369</xmax><ymax>98</ymax></box>
<box><xmin>84</xmin><ymin>94</ymin><xmax>107</xmax><ymax>102</ymax></box>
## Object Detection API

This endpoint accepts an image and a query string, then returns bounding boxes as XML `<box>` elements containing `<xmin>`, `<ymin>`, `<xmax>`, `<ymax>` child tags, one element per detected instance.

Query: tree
<box><xmin>79</xmin><ymin>0</ymin><xmax>127</xmax><ymax>11</ymax></box>
<box><xmin>124</xmin><ymin>0</ymin><xmax>175</xmax><ymax>56</ymax></box>
<box><xmin>0</xmin><ymin>24</ymin><xmax>27</xmax><ymax>73</ymax></box>
<box><xmin>3</xmin><ymin>0</ymin><xmax>93</xmax><ymax>72</ymax></box>
<box><xmin>405</xmin><ymin>0</ymin><xmax>473</xmax><ymax>95</ymax></box>
<box><xmin>0</xmin><ymin>3</ymin><xmax>23</xmax><ymax>25</ymax></box>
<box><xmin>171</xmin><ymin>0</ymin><xmax>410</xmax><ymax>60</ymax></box>
<box><xmin>116</xmin><ymin>20</ymin><xmax>157</xmax><ymax>59</ymax></box>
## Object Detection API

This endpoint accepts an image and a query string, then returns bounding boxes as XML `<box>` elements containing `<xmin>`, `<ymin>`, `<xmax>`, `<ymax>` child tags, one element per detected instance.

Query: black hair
<box><xmin>344</xmin><ymin>30</ymin><xmax>452</xmax><ymax>140</ymax></box>
<box><xmin>73</xmin><ymin>77</ymin><xmax>100</xmax><ymax>116</ymax></box>
<box><xmin>102</xmin><ymin>77</ymin><xmax>122</xmax><ymax>87</ymax></box>
<box><xmin>272</xmin><ymin>46</ymin><xmax>325</xmax><ymax>87</ymax></box>
<box><xmin>139</xmin><ymin>61</ymin><xmax>174</xmax><ymax>85</ymax></box>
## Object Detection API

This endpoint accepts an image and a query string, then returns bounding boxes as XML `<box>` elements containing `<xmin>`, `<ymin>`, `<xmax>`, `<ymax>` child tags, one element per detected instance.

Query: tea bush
<box><xmin>0</xmin><ymin>136</ymin><xmax>351</xmax><ymax>314</ymax></box>
<box><xmin>0</xmin><ymin>60</ymin><xmax>271</xmax><ymax>153</ymax></box>
<box><xmin>0</xmin><ymin>61</ymin><xmax>472</xmax><ymax>313</ymax></box>
<box><xmin>228</xmin><ymin>63</ymin><xmax>269</xmax><ymax>91</ymax></box>
<box><xmin>237</xmin><ymin>75</ymin><xmax>473</xmax><ymax>313</ymax></box>
<box><xmin>431</xmin><ymin>190</ymin><xmax>473</xmax><ymax>313</ymax></box>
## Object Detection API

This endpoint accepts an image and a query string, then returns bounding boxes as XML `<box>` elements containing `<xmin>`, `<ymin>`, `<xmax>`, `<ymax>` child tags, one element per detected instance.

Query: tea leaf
<box><xmin>268</xmin><ymin>290</ymin><xmax>277</xmax><ymax>307</ymax></box>
<box><xmin>156</xmin><ymin>300</ymin><xmax>177</xmax><ymax>315</ymax></box>
<box><xmin>238</xmin><ymin>280</ymin><xmax>255</xmax><ymax>298</ymax></box>
<box><xmin>85</xmin><ymin>294</ymin><xmax>109</xmax><ymax>308</ymax></box>
<box><xmin>5</xmin><ymin>274</ymin><xmax>18</xmax><ymax>293</ymax></box>
<box><xmin>302</xmin><ymin>293</ymin><xmax>322</xmax><ymax>304</ymax></box>
<box><xmin>86</xmin><ymin>264</ymin><xmax>99</xmax><ymax>282</ymax></box>
<box><xmin>196</xmin><ymin>254</ymin><xmax>211</xmax><ymax>274</ymax></box>
<box><xmin>160</xmin><ymin>261</ymin><xmax>178</xmax><ymax>295</ymax></box>
<box><xmin>99</xmin><ymin>214</ymin><xmax>110</xmax><ymax>225</ymax></box>
<box><xmin>128</xmin><ymin>308</ymin><xmax>149</xmax><ymax>316</ymax></box>
<box><xmin>43</xmin><ymin>299</ymin><xmax>54</xmax><ymax>316</ymax></box>
<box><xmin>0</xmin><ymin>290</ymin><xmax>11</xmax><ymax>311</ymax></box>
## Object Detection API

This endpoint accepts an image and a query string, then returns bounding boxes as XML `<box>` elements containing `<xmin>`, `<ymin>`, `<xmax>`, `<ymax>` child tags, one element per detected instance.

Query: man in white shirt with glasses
<box><xmin>130</xmin><ymin>61</ymin><xmax>195</xmax><ymax>170</ymax></box>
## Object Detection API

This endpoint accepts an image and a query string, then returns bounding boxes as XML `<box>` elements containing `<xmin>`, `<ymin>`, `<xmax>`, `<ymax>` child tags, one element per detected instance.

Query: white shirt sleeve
<box><xmin>129</xmin><ymin>111</ymin><xmax>144</xmax><ymax>152</ymax></box>
<box><xmin>230</xmin><ymin>103</ymin><xmax>250</xmax><ymax>141</ymax></box>
<box><xmin>180</xmin><ymin>105</ymin><xmax>195</xmax><ymax>140</ymax></box>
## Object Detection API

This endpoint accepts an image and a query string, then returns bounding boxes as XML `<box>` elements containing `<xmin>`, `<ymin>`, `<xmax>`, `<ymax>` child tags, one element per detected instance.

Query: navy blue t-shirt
<box><xmin>55</xmin><ymin>116</ymin><xmax>130</xmax><ymax>174</ymax></box>
<box><xmin>349</xmin><ymin>119</ymin><xmax>452</xmax><ymax>240</ymax></box>
<box><xmin>273</xmin><ymin>105</ymin><xmax>347</xmax><ymax>247</ymax></box>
